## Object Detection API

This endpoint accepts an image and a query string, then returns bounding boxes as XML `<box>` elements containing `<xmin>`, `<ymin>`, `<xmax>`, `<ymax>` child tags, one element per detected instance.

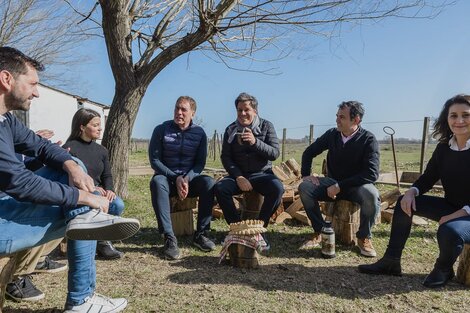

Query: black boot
<box><xmin>423</xmin><ymin>264</ymin><xmax>454</xmax><ymax>288</ymax></box>
<box><xmin>358</xmin><ymin>256</ymin><xmax>402</xmax><ymax>276</ymax></box>
<box><xmin>96</xmin><ymin>241</ymin><xmax>124</xmax><ymax>260</ymax></box>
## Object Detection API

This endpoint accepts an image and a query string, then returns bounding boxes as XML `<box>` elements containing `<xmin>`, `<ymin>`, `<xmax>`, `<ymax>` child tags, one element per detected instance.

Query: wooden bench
<box><xmin>0</xmin><ymin>255</ymin><xmax>17</xmax><ymax>312</ymax></box>
<box><xmin>170</xmin><ymin>197</ymin><xmax>197</xmax><ymax>236</ymax></box>
<box><xmin>457</xmin><ymin>244</ymin><xmax>470</xmax><ymax>286</ymax></box>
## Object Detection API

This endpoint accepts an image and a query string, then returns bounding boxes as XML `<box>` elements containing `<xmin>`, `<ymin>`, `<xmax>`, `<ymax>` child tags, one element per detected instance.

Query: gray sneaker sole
<box><xmin>358</xmin><ymin>247</ymin><xmax>377</xmax><ymax>258</ymax></box>
<box><xmin>192</xmin><ymin>241</ymin><xmax>215</xmax><ymax>252</ymax></box>
<box><xmin>66</xmin><ymin>221</ymin><xmax>140</xmax><ymax>241</ymax></box>
<box><xmin>64</xmin><ymin>298</ymin><xmax>128</xmax><ymax>313</ymax></box>
<box><xmin>6</xmin><ymin>290</ymin><xmax>45</xmax><ymax>302</ymax></box>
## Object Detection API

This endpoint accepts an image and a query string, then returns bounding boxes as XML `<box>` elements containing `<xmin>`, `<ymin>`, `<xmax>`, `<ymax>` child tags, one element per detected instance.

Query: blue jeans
<box><xmin>298</xmin><ymin>177</ymin><xmax>380</xmax><ymax>238</ymax></box>
<box><xmin>214</xmin><ymin>171</ymin><xmax>284</xmax><ymax>227</ymax></box>
<box><xmin>108</xmin><ymin>196</ymin><xmax>125</xmax><ymax>216</ymax></box>
<box><xmin>385</xmin><ymin>195</ymin><xmax>470</xmax><ymax>269</ymax></box>
<box><xmin>150</xmin><ymin>174</ymin><xmax>215</xmax><ymax>238</ymax></box>
<box><xmin>0</xmin><ymin>165</ymin><xmax>96</xmax><ymax>306</ymax></box>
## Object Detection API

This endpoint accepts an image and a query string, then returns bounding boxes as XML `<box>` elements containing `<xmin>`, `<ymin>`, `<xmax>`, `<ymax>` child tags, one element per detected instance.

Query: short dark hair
<box><xmin>432</xmin><ymin>94</ymin><xmax>470</xmax><ymax>143</ymax></box>
<box><xmin>234</xmin><ymin>92</ymin><xmax>258</xmax><ymax>111</ymax></box>
<box><xmin>67</xmin><ymin>108</ymin><xmax>101</xmax><ymax>142</ymax></box>
<box><xmin>338</xmin><ymin>101</ymin><xmax>365</xmax><ymax>122</ymax></box>
<box><xmin>176</xmin><ymin>96</ymin><xmax>197</xmax><ymax>112</ymax></box>
<box><xmin>0</xmin><ymin>47</ymin><xmax>44</xmax><ymax>77</ymax></box>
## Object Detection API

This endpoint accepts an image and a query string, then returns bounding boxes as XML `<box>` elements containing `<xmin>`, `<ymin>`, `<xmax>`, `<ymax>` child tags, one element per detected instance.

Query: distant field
<box><xmin>131</xmin><ymin>143</ymin><xmax>437</xmax><ymax>174</ymax></box>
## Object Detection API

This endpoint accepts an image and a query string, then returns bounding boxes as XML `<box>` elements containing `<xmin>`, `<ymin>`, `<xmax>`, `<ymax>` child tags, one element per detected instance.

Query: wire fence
<box><xmin>131</xmin><ymin>117</ymin><xmax>434</xmax><ymax>169</ymax></box>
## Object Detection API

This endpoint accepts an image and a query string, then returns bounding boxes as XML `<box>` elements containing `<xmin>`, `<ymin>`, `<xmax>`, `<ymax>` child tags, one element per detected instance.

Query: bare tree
<box><xmin>69</xmin><ymin>0</ymin><xmax>451</xmax><ymax>197</ymax></box>
<box><xmin>0</xmin><ymin>0</ymin><xmax>92</xmax><ymax>87</ymax></box>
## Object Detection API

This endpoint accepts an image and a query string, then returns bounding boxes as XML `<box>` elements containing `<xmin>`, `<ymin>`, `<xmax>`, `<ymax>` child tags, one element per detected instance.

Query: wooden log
<box><xmin>412</xmin><ymin>216</ymin><xmax>428</xmax><ymax>226</ymax></box>
<box><xmin>228</xmin><ymin>244</ymin><xmax>259</xmax><ymax>269</ymax></box>
<box><xmin>272</xmin><ymin>166</ymin><xmax>289</xmax><ymax>181</ymax></box>
<box><xmin>281</xmin><ymin>188</ymin><xmax>295</xmax><ymax>203</ymax></box>
<box><xmin>270</xmin><ymin>202</ymin><xmax>284</xmax><ymax>224</ymax></box>
<box><xmin>380</xmin><ymin>188</ymin><xmax>401</xmax><ymax>205</ymax></box>
<box><xmin>323</xmin><ymin>200</ymin><xmax>360</xmax><ymax>246</ymax></box>
<box><xmin>212</xmin><ymin>206</ymin><xmax>224</xmax><ymax>219</ymax></box>
<box><xmin>171</xmin><ymin>210</ymin><xmax>194</xmax><ymax>236</ymax></box>
<box><xmin>285</xmin><ymin>198</ymin><xmax>303</xmax><ymax>216</ymax></box>
<box><xmin>274</xmin><ymin>211</ymin><xmax>293</xmax><ymax>224</ymax></box>
<box><xmin>285</xmin><ymin>158</ymin><xmax>301</xmax><ymax>177</ymax></box>
<box><xmin>239</xmin><ymin>191</ymin><xmax>264</xmax><ymax>220</ymax></box>
<box><xmin>381</xmin><ymin>208</ymin><xmax>394</xmax><ymax>223</ymax></box>
<box><xmin>457</xmin><ymin>244</ymin><xmax>470</xmax><ymax>286</ymax></box>
<box><xmin>280</xmin><ymin>163</ymin><xmax>296</xmax><ymax>179</ymax></box>
<box><xmin>170</xmin><ymin>197</ymin><xmax>196</xmax><ymax>236</ymax></box>
<box><xmin>0</xmin><ymin>255</ymin><xmax>16</xmax><ymax>311</ymax></box>
<box><xmin>170</xmin><ymin>197</ymin><xmax>197</xmax><ymax>212</ymax></box>
<box><xmin>292</xmin><ymin>211</ymin><xmax>311</xmax><ymax>226</ymax></box>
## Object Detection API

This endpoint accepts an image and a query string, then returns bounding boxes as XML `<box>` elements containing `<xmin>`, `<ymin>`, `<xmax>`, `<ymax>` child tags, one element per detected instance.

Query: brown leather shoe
<box><xmin>299</xmin><ymin>232</ymin><xmax>322</xmax><ymax>250</ymax></box>
<box><xmin>357</xmin><ymin>238</ymin><xmax>377</xmax><ymax>257</ymax></box>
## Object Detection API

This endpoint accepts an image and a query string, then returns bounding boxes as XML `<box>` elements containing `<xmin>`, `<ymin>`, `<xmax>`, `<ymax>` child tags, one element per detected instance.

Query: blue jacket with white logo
<box><xmin>148</xmin><ymin>120</ymin><xmax>207</xmax><ymax>182</ymax></box>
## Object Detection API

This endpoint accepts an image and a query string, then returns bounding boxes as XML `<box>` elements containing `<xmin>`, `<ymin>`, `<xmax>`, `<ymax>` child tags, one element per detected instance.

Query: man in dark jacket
<box><xmin>215</xmin><ymin>93</ymin><xmax>284</xmax><ymax>250</ymax></box>
<box><xmin>0</xmin><ymin>47</ymin><xmax>139</xmax><ymax>312</ymax></box>
<box><xmin>149</xmin><ymin>96</ymin><xmax>216</xmax><ymax>260</ymax></box>
<box><xmin>298</xmin><ymin>101</ymin><xmax>380</xmax><ymax>257</ymax></box>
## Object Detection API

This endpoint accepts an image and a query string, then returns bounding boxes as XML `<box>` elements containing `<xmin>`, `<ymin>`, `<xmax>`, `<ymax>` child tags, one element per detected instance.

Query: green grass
<box><xmin>5</xmin><ymin>174</ymin><xmax>468</xmax><ymax>313</ymax></box>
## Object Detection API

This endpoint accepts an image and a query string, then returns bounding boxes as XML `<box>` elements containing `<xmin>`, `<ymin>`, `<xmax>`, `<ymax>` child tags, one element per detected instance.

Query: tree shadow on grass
<box><xmin>118</xmin><ymin>225</ymin><xmax>440</xmax><ymax>260</ymax></box>
<box><xmin>167</xmin><ymin>255</ymin><xmax>467</xmax><ymax>300</ymax></box>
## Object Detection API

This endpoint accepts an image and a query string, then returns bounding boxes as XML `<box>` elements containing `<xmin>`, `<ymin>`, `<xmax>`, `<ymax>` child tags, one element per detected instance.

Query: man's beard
<box><xmin>5</xmin><ymin>90</ymin><xmax>31</xmax><ymax>112</ymax></box>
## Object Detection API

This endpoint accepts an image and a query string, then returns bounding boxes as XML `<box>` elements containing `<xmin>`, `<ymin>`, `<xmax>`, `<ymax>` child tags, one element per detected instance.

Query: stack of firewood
<box><xmin>211</xmin><ymin>158</ymin><xmax>427</xmax><ymax>226</ymax></box>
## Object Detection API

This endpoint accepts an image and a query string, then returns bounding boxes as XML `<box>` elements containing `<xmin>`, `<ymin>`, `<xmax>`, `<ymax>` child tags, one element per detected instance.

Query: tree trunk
<box><xmin>102</xmin><ymin>86</ymin><xmax>147</xmax><ymax>198</ymax></box>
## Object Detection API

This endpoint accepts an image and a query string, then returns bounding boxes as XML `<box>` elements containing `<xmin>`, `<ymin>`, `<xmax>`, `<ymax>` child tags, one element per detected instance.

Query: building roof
<box><xmin>39</xmin><ymin>83</ymin><xmax>109</xmax><ymax>109</ymax></box>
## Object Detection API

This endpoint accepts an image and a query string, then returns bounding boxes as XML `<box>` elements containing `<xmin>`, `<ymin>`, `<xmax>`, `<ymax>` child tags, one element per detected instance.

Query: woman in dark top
<box><xmin>358</xmin><ymin>94</ymin><xmax>470</xmax><ymax>288</ymax></box>
<box><xmin>63</xmin><ymin>108</ymin><xmax>125</xmax><ymax>259</ymax></box>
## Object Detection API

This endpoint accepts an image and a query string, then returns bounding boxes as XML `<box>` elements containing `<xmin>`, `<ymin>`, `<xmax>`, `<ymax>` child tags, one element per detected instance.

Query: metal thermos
<box><xmin>321</xmin><ymin>221</ymin><xmax>336</xmax><ymax>259</ymax></box>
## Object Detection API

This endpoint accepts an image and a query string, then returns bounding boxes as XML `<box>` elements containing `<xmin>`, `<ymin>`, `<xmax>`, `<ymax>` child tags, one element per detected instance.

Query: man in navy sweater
<box><xmin>0</xmin><ymin>47</ymin><xmax>140</xmax><ymax>312</ymax></box>
<box><xmin>298</xmin><ymin>101</ymin><xmax>380</xmax><ymax>257</ymax></box>
<box><xmin>149</xmin><ymin>96</ymin><xmax>216</xmax><ymax>260</ymax></box>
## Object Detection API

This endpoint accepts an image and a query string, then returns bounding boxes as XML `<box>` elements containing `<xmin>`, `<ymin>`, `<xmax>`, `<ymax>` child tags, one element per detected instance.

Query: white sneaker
<box><xmin>64</xmin><ymin>293</ymin><xmax>127</xmax><ymax>313</ymax></box>
<box><xmin>66</xmin><ymin>209</ymin><xmax>140</xmax><ymax>241</ymax></box>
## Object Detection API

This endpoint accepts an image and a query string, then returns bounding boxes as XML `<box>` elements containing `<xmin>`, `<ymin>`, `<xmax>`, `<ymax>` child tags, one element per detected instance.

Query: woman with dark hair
<box><xmin>358</xmin><ymin>94</ymin><xmax>470</xmax><ymax>288</ymax></box>
<box><xmin>63</xmin><ymin>108</ymin><xmax>125</xmax><ymax>260</ymax></box>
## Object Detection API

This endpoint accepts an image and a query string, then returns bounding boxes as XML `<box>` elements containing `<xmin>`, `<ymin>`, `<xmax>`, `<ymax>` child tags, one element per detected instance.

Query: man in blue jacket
<box><xmin>0</xmin><ymin>47</ymin><xmax>140</xmax><ymax>313</ymax></box>
<box><xmin>298</xmin><ymin>101</ymin><xmax>380</xmax><ymax>257</ymax></box>
<box><xmin>149</xmin><ymin>96</ymin><xmax>216</xmax><ymax>260</ymax></box>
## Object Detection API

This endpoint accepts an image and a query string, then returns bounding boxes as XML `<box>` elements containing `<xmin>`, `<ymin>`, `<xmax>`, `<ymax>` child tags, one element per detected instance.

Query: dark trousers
<box><xmin>149</xmin><ymin>174</ymin><xmax>215</xmax><ymax>238</ymax></box>
<box><xmin>298</xmin><ymin>177</ymin><xmax>380</xmax><ymax>238</ymax></box>
<box><xmin>214</xmin><ymin>171</ymin><xmax>284</xmax><ymax>227</ymax></box>
<box><xmin>385</xmin><ymin>195</ymin><xmax>470</xmax><ymax>269</ymax></box>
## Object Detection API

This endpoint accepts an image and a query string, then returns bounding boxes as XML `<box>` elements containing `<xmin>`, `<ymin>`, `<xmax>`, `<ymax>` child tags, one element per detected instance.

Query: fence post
<box><xmin>309</xmin><ymin>124</ymin><xmax>314</xmax><ymax>145</ymax></box>
<box><xmin>213</xmin><ymin>130</ymin><xmax>217</xmax><ymax>161</ymax></box>
<box><xmin>419</xmin><ymin>117</ymin><xmax>430</xmax><ymax>174</ymax></box>
<box><xmin>218</xmin><ymin>133</ymin><xmax>223</xmax><ymax>157</ymax></box>
<box><xmin>282</xmin><ymin>128</ymin><xmax>286</xmax><ymax>162</ymax></box>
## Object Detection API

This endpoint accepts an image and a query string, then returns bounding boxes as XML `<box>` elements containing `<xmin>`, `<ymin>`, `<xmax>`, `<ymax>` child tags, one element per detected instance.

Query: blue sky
<box><xmin>74</xmin><ymin>1</ymin><xmax>470</xmax><ymax>140</ymax></box>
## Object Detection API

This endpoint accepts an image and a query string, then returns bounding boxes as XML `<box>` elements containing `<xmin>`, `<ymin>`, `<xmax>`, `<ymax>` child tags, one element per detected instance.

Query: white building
<box><xmin>14</xmin><ymin>84</ymin><xmax>110</xmax><ymax>144</ymax></box>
